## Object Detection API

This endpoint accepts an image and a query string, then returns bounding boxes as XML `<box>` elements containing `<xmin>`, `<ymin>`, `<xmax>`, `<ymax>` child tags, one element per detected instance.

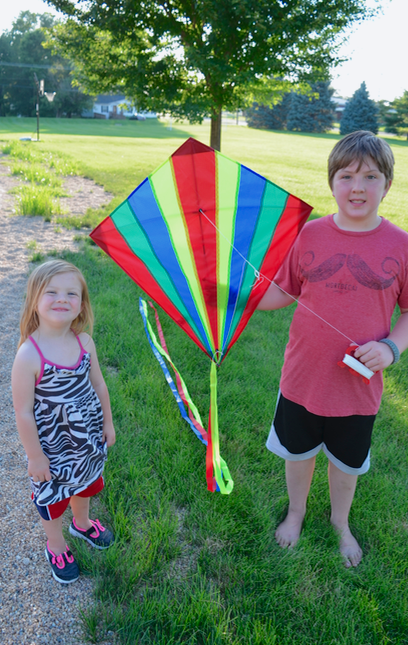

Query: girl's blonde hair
<box><xmin>19</xmin><ymin>260</ymin><xmax>94</xmax><ymax>348</ymax></box>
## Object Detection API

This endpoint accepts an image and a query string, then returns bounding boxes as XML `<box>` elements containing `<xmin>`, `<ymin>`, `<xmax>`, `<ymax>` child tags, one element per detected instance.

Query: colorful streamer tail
<box><xmin>139</xmin><ymin>297</ymin><xmax>233</xmax><ymax>494</ymax></box>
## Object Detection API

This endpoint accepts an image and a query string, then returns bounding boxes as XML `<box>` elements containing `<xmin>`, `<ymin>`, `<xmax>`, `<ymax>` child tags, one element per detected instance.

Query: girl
<box><xmin>12</xmin><ymin>260</ymin><xmax>116</xmax><ymax>584</ymax></box>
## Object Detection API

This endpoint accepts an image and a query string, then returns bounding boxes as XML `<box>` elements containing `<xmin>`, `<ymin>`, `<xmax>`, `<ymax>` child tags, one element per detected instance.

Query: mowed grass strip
<box><xmin>1</xmin><ymin>117</ymin><xmax>407</xmax><ymax>229</ymax></box>
<box><xmin>3</xmin><ymin>120</ymin><xmax>407</xmax><ymax>643</ymax></box>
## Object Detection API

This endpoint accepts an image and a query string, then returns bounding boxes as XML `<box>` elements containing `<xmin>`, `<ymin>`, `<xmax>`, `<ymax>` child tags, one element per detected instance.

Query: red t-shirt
<box><xmin>275</xmin><ymin>215</ymin><xmax>408</xmax><ymax>416</ymax></box>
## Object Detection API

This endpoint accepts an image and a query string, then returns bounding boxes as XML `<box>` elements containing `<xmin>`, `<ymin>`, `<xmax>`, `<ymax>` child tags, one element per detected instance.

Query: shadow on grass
<box><xmin>381</xmin><ymin>137</ymin><xmax>408</xmax><ymax>147</ymax></box>
<box><xmin>246</xmin><ymin>127</ymin><xmax>408</xmax><ymax>147</ymax></box>
<box><xmin>247</xmin><ymin>128</ymin><xmax>343</xmax><ymax>142</ymax></box>
<box><xmin>0</xmin><ymin>117</ymin><xmax>192</xmax><ymax>140</ymax></box>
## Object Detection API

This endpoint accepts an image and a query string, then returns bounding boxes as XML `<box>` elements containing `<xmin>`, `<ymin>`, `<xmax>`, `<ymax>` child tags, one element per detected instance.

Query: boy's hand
<box><xmin>102</xmin><ymin>423</ymin><xmax>116</xmax><ymax>447</ymax></box>
<box><xmin>354</xmin><ymin>341</ymin><xmax>394</xmax><ymax>373</ymax></box>
<box><xmin>28</xmin><ymin>454</ymin><xmax>52</xmax><ymax>483</ymax></box>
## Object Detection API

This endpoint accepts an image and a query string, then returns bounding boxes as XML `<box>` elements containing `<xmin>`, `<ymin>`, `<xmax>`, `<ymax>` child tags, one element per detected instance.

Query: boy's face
<box><xmin>331</xmin><ymin>157</ymin><xmax>391</xmax><ymax>231</ymax></box>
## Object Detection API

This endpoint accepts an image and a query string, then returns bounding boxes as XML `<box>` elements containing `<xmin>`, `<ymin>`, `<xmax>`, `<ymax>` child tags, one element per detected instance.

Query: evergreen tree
<box><xmin>247</xmin><ymin>82</ymin><xmax>334</xmax><ymax>133</ymax></box>
<box><xmin>311</xmin><ymin>82</ymin><xmax>335</xmax><ymax>132</ymax></box>
<box><xmin>286</xmin><ymin>91</ymin><xmax>314</xmax><ymax>132</ymax></box>
<box><xmin>340</xmin><ymin>82</ymin><xmax>379</xmax><ymax>135</ymax></box>
<box><xmin>287</xmin><ymin>82</ymin><xmax>335</xmax><ymax>132</ymax></box>
<box><xmin>246</xmin><ymin>94</ymin><xmax>292</xmax><ymax>130</ymax></box>
<box><xmin>384</xmin><ymin>91</ymin><xmax>408</xmax><ymax>140</ymax></box>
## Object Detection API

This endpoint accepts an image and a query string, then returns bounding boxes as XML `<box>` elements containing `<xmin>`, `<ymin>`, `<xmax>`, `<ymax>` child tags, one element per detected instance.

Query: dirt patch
<box><xmin>59</xmin><ymin>175</ymin><xmax>113</xmax><ymax>216</ymax></box>
<box><xmin>0</xmin><ymin>159</ymin><xmax>116</xmax><ymax>645</ymax></box>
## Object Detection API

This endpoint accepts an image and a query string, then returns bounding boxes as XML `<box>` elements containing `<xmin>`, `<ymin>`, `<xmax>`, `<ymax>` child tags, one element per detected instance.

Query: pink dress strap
<box><xmin>28</xmin><ymin>336</ymin><xmax>46</xmax><ymax>386</ymax></box>
<box><xmin>75</xmin><ymin>334</ymin><xmax>87</xmax><ymax>356</ymax></box>
<box><xmin>28</xmin><ymin>335</ymin><xmax>45</xmax><ymax>359</ymax></box>
<box><xmin>75</xmin><ymin>333</ymin><xmax>92</xmax><ymax>365</ymax></box>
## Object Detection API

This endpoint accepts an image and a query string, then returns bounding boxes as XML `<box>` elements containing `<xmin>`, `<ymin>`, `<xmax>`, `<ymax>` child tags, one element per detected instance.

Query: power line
<box><xmin>0</xmin><ymin>82</ymin><xmax>84</xmax><ymax>92</ymax></box>
<box><xmin>0</xmin><ymin>61</ymin><xmax>73</xmax><ymax>70</ymax></box>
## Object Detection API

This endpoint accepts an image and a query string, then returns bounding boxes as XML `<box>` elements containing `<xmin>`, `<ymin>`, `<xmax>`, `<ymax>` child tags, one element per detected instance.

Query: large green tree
<box><xmin>0</xmin><ymin>11</ymin><xmax>93</xmax><ymax>117</ymax></box>
<box><xmin>384</xmin><ymin>91</ymin><xmax>408</xmax><ymax>140</ymax></box>
<box><xmin>46</xmin><ymin>0</ymin><xmax>374</xmax><ymax>150</ymax></box>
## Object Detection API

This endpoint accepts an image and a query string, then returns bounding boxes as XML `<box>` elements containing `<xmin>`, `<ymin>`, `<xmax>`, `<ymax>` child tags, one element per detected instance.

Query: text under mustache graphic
<box><xmin>300</xmin><ymin>252</ymin><xmax>400</xmax><ymax>290</ymax></box>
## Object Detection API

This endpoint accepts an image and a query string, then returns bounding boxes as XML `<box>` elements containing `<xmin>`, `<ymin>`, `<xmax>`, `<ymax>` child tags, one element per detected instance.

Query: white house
<box><xmin>332</xmin><ymin>96</ymin><xmax>348</xmax><ymax>121</ymax></box>
<box><xmin>83</xmin><ymin>94</ymin><xmax>156</xmax><ymax>119</ymax></box>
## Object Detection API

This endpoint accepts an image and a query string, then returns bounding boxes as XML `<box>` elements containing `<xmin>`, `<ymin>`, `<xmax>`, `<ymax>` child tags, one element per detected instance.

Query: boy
<box><xmin>258</xmin><ymin>130</ymin><xmax>408</xmax><ymax>567</ymax></box>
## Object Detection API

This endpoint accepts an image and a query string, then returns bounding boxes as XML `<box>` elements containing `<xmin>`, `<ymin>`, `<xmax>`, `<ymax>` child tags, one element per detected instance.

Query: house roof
<box><xmin>95</xmin><ymin>94</ymin><xmax>127</xmax><ymax>104</ymax></box>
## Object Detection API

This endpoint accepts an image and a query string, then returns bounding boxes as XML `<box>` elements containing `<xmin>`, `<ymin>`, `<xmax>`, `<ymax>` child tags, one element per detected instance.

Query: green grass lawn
<box><xmin>2</xmin><ymin>118</ymin><xmax>408</xmax><ymax>644</ymax></box>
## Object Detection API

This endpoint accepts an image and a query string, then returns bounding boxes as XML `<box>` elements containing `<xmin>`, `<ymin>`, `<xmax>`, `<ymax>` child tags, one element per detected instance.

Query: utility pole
<box><xmin>33</xmin><ymin>73</ymin><xmax>56</xmax><ymax>141</ymax></box>
<box><xmin>34</xmin><ymin>73</ymin><xmax>44</xmax><ymax>141</ymax></box>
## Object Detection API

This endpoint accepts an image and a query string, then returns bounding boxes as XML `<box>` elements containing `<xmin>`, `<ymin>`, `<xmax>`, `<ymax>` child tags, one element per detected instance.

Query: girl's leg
<box><xmin>275</xmin><ymin>456</ymin><xmax>316</xmax><ymax>548</ymax></box>
<box><xmin>69</xmin><ymin>495</ymin><xmax>93</xmax><ymax>530</ymax></box>
<box><xmin>328</xmin><ymin>461</ymin><xmax>362</xmax><ymax>567</ymax></box>
<box><xmin>40</xmin><ymin>516</ymin><xmax>65</xmax><ymax>555</ymax></box>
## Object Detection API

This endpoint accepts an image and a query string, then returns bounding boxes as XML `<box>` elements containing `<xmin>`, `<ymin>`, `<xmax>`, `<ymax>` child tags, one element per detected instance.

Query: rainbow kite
<box><xmin>90</xmin><ymin>138</ymin><xmax>312</xmax><ymax>493</ymax></box>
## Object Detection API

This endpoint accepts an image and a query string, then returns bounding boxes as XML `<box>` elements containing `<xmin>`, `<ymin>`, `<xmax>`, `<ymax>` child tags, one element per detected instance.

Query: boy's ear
<box><xmin>382</xmin><ymin>179</ymin><xmax>392</xmax><ymax>199</ymax></box>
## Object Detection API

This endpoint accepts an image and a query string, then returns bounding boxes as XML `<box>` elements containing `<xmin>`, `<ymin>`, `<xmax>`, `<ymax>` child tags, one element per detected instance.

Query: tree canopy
<box><xmin>46</xmin><ymin>0</ymin><xmax>373</xmax><ymax>149</ymax></box>
<box><xmin>384</xmin><ymin>91</ymin><xmax>408</xmax><ymax>140</ymax></box>
<box><xmin>0</xmin><ymin>11</ymin><xmax>93</xmax><ymax>118</ymax></box>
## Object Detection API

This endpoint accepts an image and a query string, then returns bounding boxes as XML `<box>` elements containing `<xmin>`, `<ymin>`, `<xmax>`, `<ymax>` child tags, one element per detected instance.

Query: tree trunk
<box><xmin>210</xmin><ymin>109</ymin><xmax>222</xmax><ymax>151</ymax></box>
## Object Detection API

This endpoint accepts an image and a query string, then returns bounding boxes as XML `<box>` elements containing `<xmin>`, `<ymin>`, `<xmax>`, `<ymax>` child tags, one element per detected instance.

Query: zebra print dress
<box><xmin>29</xmin><ymin>335</ymin><xmax>107</xmax><ymax>507</ymax></box>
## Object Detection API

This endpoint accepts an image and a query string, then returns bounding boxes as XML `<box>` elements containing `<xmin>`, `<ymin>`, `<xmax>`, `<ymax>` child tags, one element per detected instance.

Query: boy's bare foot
<box><xmin>332</xmin><ymin>523</ymin><xmax>362</xmax><ymax>568</ymax></box>
<box><xmin>275</xmin><ymin>510</ymin><xmax>304</xmax><ymax>548</ymax></box>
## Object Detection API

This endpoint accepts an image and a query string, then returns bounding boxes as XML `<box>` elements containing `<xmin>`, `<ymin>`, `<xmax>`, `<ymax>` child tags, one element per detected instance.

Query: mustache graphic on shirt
<box><xmin>300</xmin><ymin>252</ymin><xmax>400</xmax><ymax>290</ymax></box>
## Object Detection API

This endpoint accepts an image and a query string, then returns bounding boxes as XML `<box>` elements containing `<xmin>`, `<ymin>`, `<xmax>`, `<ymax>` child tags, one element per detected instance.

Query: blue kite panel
<box><xmin>222</xmin><ymin>167</ymin><xmax>266</xmax><ymax>350</ymax></box>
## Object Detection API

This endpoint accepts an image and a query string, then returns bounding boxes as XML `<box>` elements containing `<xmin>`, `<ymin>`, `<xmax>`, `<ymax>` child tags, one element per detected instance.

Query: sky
<box><xmin>0</xmin><ymin>0</ymin><xmax>407</xmax><ymax>103</ymax></box>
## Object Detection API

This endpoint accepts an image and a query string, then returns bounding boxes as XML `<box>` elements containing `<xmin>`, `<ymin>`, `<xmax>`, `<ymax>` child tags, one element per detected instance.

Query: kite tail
<box><xmin>207</xmin><ymin>361</ymin><xmax>234</xmax><ymax>495</ymax></box>
<box><xmin>139</xmin><ymin>297</ymin><xmax>233</xmax><ymax>494</ymax></box>
<box><xmin>139</xmin><ymin>298</ymin><xmax>207</xmax><ymax>444</ymax></box>
<box><xmin>147</xmin><ymin>300</ymin><xmax>208</xmax><ymax>440</ymax></box>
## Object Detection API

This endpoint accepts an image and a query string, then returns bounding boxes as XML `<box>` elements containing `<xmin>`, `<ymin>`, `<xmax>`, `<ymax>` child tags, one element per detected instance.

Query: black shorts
<box><xmin>266</xmin><ymin>392</ymin><xmax>376</xmax><ymax>475</ymax></box>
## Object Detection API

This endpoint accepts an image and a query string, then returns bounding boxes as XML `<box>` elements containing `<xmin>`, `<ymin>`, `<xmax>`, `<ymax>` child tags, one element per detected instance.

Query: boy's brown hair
<box><xmin>328</xmin><ymin>130</ymin><xmax>394</xmax><ymax>189</ymax></box>
<box><xmin>19</xmin><ymin>260</ymin><xmax>93</xmax><ymax>348</ymax></box>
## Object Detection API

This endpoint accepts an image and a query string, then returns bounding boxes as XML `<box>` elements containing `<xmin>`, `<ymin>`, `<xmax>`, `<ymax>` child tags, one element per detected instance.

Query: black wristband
<box><xmin>379</xmin><ymin>338</ymin><xmax>400</xmax><ymax>364</ymax></box>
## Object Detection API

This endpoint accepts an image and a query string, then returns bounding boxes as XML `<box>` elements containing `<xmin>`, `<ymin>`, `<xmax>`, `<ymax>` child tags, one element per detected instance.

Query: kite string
<box><xmin>198</xmin><ymin>208</ymin><xmax>357</xmax><ymax>347</ymax></box>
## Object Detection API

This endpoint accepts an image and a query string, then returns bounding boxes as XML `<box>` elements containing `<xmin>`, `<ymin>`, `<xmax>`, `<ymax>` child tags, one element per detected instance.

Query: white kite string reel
<box><xmin>198</xmin><ymin>208</ymin><xmax>373</xmax><ymax>380</ymax></box>
<box><xmin>341</xmin><ymin>352</ymin><xmax>375</xmax><ymax>381</ymax></box>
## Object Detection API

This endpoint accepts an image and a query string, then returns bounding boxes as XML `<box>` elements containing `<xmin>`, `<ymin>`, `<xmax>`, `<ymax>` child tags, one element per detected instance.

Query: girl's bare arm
<box><xmin>11</xmin><ymin>345</ymin><xmax>51</xmax><ymax>482</ymax></box>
